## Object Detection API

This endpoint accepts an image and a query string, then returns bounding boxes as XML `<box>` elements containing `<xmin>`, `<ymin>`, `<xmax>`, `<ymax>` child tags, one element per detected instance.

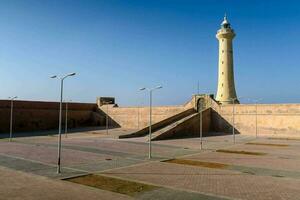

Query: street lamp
<box><xmin>197</xmin><ymin>97</ymin><xmax>204</xmax><ymax>150</ymax></box>
<box><xmin>250</xmin><ymin>98</ymin><xmax>262</xmax><ymax>139</ymax></box>
<box><xmin>140</xmin><ymin>85</ymin><xmax>163</xmax><ymax>159</ymax></box>
<box><xmin>103</xmin><ymin>101</ymin><xmax>113</xmax><ymax>135</ymax></box>
<box><xmin>199</xmin><ymin>106</ymin><xmax>203</xmax><ymax>150</ymax></box>
<box><xmin>51</xmin><ymin>72</ymin><xmax>76</xmax><ymax>174</ymax></box>
<box><xmin>230</xmin><ymin>97</ymin><xmax>239</xmax><ymax>144</ymax></box>
<box><xmin>8</xmin><ymin>96</ymin><xmax>17</xmax><ymax>142</ymax></box>
<box><xmin>65</xmin><ymin>100</ymin><xmax>72</xmax><ymax>138</ymax></box>
<box><xmin>230</xmin><ymin>96</ymin><xmax>246</xmax><ymax>144</ymax></box>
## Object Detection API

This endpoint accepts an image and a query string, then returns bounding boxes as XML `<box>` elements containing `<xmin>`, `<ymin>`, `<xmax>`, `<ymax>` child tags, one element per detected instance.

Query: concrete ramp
<box><xmin>151</xmin><ymin>108</ymin><xmax>211</xmax><ymax>140</ymax></box>
<box><xmin>119</xmin><ymin>108</ymin><xmax>197</xmax><ymax>139</ymax></box>
<box><xmin>151</xmin><ymin>113</ymin><xmax>199</xmax><ymax>140</ymax></box>
<box><xmin>119</xmin><ymin>108</ymin><xmax>212</xmax><ymax>140</ymax></box>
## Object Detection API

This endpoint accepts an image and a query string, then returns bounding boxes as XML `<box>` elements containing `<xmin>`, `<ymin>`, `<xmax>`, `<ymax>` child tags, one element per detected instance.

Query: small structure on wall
<box><xmin>96</xmin><ymin>97</ymin><xmax>116</xmax><ymax>107</ymax></box>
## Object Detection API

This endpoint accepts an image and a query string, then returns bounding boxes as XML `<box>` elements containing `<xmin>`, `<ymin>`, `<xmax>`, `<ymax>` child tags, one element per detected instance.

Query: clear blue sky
<box><xmin>1</xmin><ymin>0</ymin><xmax>300</xmax><ymax>105</ymax></box>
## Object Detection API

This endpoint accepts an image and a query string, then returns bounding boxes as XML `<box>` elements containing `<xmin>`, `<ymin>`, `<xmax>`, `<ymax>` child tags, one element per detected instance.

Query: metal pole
<box><xmin>137</xmin><ymin>105</ymin><xmax>140</xmax><ymax>130</ymax></box>
<box><xmin>106</xmin><ymin>104</ymin><xmax>109</xmax><ymax>135</ymax></box>
<box><xmin>65</xmin><ymin>102</ymin><xmax>68</xmax><ymax>138</ymax></box>
<box><xmin>149</xmin><ymin>90</ymin><xmax>152</xmax><ymax>159</ymax></box>
<box><xmin>232</xmin><ymin>99</ymin><xmax>235</xmax><ymax>144</ymax></box>
<box><xmin>57</xmin><ymin>79</ymin><xmax>63</xmax><ymax>174</ymax></box>
<box><xmin>9</xmin><ymin>100</ymin><xmax>14</xmax><ymax>142</ymax></box>
<box><xmin>255</xmin><ymin>103</ymin><xmax>258</xmax><ymax>139</ymax></box>
<box><xmin>200</xmin><ymin>109</ymin><xmax>203</xmax><ymax>150</ymax></box>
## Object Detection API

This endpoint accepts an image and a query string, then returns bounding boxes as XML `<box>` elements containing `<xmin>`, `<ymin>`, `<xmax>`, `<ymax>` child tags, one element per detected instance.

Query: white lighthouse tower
<box><xmin>215</xmin><ymin>15</ymin><xmax>239</xmax><ymax>104</ymax></box>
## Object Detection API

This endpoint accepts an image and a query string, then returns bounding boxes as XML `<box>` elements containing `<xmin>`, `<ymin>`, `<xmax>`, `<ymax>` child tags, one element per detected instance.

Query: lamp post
<box><xmin>198</xmin><ymin>97</ymin><xmax>204</xmax><ymax>150</ymax></box>
<box><xmin>140</xmin><ymin>86</ymin><xmax>163</xmax><ymax>159</ymax></box>
<box><xmin>51</xmin><ymin>72</ymin><xmax>76</xmax><ymax>174</ymax></box>
<box><xmin>103</xmin><ymin>101</ymin><xmax>112</xmax><ymax>135</ymax></box>
<box><xmin>252</xmin><ymin>98</ymin><xmax>262</xmax><ymax>139</ymax></box>
<box><xmin>199</xmin><ymin>108</ymin><xmax>203</xmax><ymax>150</ymax></box>
<box><xmin>65</xmin><ymin>100</ymin><xmax>72</xmax><ymax>138</ymax></box>
<box><xmin>137</xmin><ymin>94</ymin><xmax>144</xmax><ymax>130</ymax></box>
<box><xmin>230</xmin><ymin>97</ymin><xmax>238</xmax><ymax>144</ymax></box>
<box><xmin>8</xmin><ymin>96</ymin><xmax>17</xmax><ymax>142</ymax></box>
<box><xmin>230</xmin><ymin>97</ymin><xmax>244</xmax><ymax>144</ymax></box>
<box><xmin>137</xmin><ymin>103</ymin><xmax>140</xmax><ymax>130</ymax></box>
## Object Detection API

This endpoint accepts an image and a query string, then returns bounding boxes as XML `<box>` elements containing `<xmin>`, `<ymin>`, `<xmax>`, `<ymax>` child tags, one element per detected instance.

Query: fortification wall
<box><xmin>212</xmin><ymin>103</ymin><xmax>300</xmax><ymax>138</ymax></box>
<box><xmin>100</xmin><ymin>105</ymin><xmax>189</xmax><ymax>129</ymax></box>
<box><xmin>0</xmin><ymin>100</ymin><xmax>105</xmax><ymax>133</ymax></box>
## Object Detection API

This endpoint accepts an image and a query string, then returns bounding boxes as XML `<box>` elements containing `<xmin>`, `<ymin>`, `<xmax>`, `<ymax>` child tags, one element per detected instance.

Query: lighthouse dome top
<box><xmin>221</xmin><ymin>14</ymin><xmax>231</xmax><ymax>29</ymax></box>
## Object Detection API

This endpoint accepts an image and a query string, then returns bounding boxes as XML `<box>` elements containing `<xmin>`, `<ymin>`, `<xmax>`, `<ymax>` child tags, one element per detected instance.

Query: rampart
<box><xmin>98</xmin><ymin>97</ymin><xmax>195</xmax><ymax>130</ymax></box>
<box><xmin>100</xmin><ymin>105</ymin><xmax>189</xmax><ymax>130</ymax></box>
<box><xmin>211</xmin><ymin>103</ymin><xmax>300</xmax><ymax>138</ymax></box>
<box><xmin>0</xmin><ymin>100</ymin><xmax>105</xmax><ymax>133</ymax></box>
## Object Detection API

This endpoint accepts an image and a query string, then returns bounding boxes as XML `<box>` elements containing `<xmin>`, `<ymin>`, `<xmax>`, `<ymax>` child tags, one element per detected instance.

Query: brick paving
<box><xmin>0</xmin><ymin>166</ymin><xmax>131</xmax><ymax>200</ymax></box>
<box><xmin>0</xmin><ymin>142</ymin><xmax>108</xmax><ymax>166</ymax></box>
<box><xmin>0</xmin><ymin>131</ymin><xmax>300</xmax><ymax>199</ymax></box>
<box><xmin>103</xmin><ymin>161</ymin><xmax>300</xmax><ymax>200</ymax></box>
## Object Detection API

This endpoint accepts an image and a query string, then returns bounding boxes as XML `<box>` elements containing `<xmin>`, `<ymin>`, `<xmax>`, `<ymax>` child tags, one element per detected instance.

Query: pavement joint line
<box><xmin>61</xmin><ymin>166</ymin><xmax>90</xmax><ymax>174</ymax></box>
<box><xmin>99</xmin><ymin>172</ymin><xmax>231</xmax><ymax>200</ymax></box>
<box><xmin>13</xmin><ymin>140</ymin><xmax>141</xmax><ymax>159</ymax></box>
<box><xmin>21</xmin><ymin>140</ymin><xmax>145</xmax><ymax>162</ymax></box>
<box><xmin>121</xmin><ymin>139</ymin><xmax>196</xmax><ymax>150</ymax></box>
<box><xmin>59</xmin><ymin>171</ymin><xmax>91</xmax><ymax>180</ymax></box>
<box><xmin>7</xmin><ymin>140</ymin><xmax>139</xmax><ymax>163</ymax></box>
<box><xmin>94</xmin><ymin>159</ymin><xmax>158</xmax><ymax>174</ymax></box>
<box><xmin>12</xmin><ymin>139</ymin><xmax>176</xmax><ymax>162</ymax></box>
<box><xmin>175</xmin><ymin>149</ymin><xmax>214</xmax><ymax>159</ymax></box>
<box><xmin>0</xmin><ymin>152</ymin><xmax>57</xmax><ymax>168</ymax></box>
<box><xmin>0</xmin><ymin>152</ymin><xmax>87</xmax><ymax>175</ymax></box>
<box><xmin>65</xmin><ymin>157</ymin><xmax>146</xmax><ymax>171</ymax></box>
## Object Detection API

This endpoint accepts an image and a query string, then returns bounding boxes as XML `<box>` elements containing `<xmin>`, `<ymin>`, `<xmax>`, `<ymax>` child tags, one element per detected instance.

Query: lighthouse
<box><xmin>215</xmin><ymin>15</ymin><xmax>239</xmax><ymax>104</ymax></box>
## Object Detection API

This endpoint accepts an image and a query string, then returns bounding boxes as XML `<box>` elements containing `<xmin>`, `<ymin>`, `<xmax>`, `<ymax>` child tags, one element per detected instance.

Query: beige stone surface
<box><xmin>0</xmin><ymin>166</ymin><xmax>132</xmax><ymax>200</ymax></box>
<box><xmin>100</xmin><ymin>104</ymin><xmax>191</xmax><ymax>129</ymax></box>
<box><xmin>103</xmin><ymin>161</ymin><xmax>300</xmax><ymax>200</ymax></box>
<box><xmin>212</xmin><ymin>103</ymin><xmax>300</xmax><ymax>137</ymax></box>
<box><xmin>0</xmin><ymin>100</ymin><xmax>105</xmax><ymax>133</ymax></box>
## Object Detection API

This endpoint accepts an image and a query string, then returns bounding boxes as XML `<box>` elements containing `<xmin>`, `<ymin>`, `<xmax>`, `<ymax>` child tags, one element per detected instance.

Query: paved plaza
<box><xmin>0</xmin><ymin>128</ymin><xmax>300</xmax><ymax>199</ymax></box>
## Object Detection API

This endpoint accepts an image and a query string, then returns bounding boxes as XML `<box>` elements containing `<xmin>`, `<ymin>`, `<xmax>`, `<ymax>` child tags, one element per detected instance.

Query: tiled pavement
<box><xmin>0</xmin><ymin>131</ymin><xmax>300</xmax><ymax>199</ymax></box>
<box><xmin>0</xmin><ymin>166</ymin><xmax>132</xmax><ymax>200</ymax></box>
<box><xmin>103</xmin><ymin>161</ymin><xmax>300</xmax><ymax>200</ymax></box>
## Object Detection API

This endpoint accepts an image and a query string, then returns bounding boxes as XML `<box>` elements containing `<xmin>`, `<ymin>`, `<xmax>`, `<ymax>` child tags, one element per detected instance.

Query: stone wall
<box><xmin>100</xmin><ymin>104</ymin><xmax>191</xmax><ymax>130</ymax></box>
<box><xmin>211</xmin><ymin>103</ymin><xmax>300</xmax><ymax>138</ymax></box>
<box><xmin>0</xmin><ymin>100</ymin><xmax>105</xmax><ymax>133</ymax></box>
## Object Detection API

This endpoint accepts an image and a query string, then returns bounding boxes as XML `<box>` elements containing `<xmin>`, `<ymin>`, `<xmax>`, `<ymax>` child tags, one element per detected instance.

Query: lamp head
<box><xmin>68</xmin><ymin>72</ymin><xmax>76</xmax><ymax>77</ymax></box>
<box><xmin>155</xmin><ymin>86</ymin><xmax>163</xmax><ymax>89</ymax></box>
<box><xmin>139</xmin><ymin>87</ymin><xmax>146</xmax><ymax>91</ymax></box>
<box><xmin>8</xmin><ymin>96</ymin><xmax>18</xmax><ymax>100</ymax></box>
<box><xmin>50</xmin><ymin>75</ymin><xmax>57</xmax><ymax>79</ymax></box>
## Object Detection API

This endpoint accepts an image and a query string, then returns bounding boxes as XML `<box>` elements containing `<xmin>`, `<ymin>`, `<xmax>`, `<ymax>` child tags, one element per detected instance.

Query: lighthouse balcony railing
<box><xmin>217</xmin><ymin>28</ymin><xmax>235</xmax><ymax>34</ymax></box>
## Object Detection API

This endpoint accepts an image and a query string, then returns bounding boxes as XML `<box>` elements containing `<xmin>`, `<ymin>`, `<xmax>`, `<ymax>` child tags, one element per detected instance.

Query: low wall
<box><xmin>0</xmin><ymin>100</ymin><xmax>105</xmax><ymax>133</ymax></box>
<box><xmin>100</xmin><ymin>104</ymin><xmax>191</xmax><ymax>130</ymax></box>
<box><xmin>212</xmin><ymin>103</ymin><xmax>300</xmax><ymax>138</ymax></box>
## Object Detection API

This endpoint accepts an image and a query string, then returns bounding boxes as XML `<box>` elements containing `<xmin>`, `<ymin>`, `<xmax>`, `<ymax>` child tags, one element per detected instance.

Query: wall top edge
<box><xmin>0</xmin><ymin>99</ymin><xmax>96</xmax><ymax>105</ymax></box>
<box><xmin>221</xmin><ymin>103</ymin><xmax>300</xmax><ymax>106</ymax></box>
